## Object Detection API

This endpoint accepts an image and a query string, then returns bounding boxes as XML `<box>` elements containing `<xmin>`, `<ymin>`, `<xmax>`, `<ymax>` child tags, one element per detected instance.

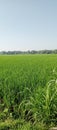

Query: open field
<box><xmin>0</xmin><ymin>54</ymin><xmax>57</xmax><ymax>130</ymax></box>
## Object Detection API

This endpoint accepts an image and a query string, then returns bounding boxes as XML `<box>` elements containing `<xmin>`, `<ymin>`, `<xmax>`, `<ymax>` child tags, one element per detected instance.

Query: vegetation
<box><xmin>0</xmin><ymin>49</ymin><xmax>57</xmax><ymax>54</ymax></box>
<box><xmin>0</xmin><ymin>54</ymin><xmax>57</xmax><ymax>130</ymax></box>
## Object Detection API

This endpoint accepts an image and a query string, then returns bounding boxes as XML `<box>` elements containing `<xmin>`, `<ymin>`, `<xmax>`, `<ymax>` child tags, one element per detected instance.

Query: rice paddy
<box><xmin>0</xmin><ymin>54</ymin><xmax>57</xmax><ymax>130</ymax></box>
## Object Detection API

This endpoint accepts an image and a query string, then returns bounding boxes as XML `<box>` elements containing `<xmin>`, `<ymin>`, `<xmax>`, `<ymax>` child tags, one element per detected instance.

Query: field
<box><xmin>0</xmin><ymin>54</ymin><xmax>57</xmax><ymax>130</ymax></box>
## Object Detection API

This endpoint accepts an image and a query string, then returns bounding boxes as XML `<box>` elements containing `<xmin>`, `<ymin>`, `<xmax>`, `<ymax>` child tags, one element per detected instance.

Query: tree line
<box><xmin>0</xmin><ymin>49</ymin><xmax>57</xmax><ymax>54</ymax></box>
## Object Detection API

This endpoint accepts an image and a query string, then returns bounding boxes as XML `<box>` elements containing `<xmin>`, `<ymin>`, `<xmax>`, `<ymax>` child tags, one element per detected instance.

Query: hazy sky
<box><xmin>0</xmin><ymin>0</ymin><xmax>57</xmax><ymax>51</ymax></box>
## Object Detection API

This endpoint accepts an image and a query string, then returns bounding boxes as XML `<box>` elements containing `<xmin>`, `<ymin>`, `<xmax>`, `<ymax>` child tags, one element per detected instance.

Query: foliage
<box><xmin>0</xmin><ymin>54</ymin><xmax>57</xmax><ymax>129</ymax></box>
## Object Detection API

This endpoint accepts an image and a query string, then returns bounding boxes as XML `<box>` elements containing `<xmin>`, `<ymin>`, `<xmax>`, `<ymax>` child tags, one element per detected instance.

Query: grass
<box><xmin>0</xmin><ymin>54</ymin><xmax>57</xmax><ymax>129</ymax></box>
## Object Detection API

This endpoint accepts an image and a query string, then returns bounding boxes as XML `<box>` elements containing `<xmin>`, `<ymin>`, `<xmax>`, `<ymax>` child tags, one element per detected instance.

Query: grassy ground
<box><xmin>0</xmin><ymin>54</ymin><xmax>57</xmax><ymax>129</ymax></box>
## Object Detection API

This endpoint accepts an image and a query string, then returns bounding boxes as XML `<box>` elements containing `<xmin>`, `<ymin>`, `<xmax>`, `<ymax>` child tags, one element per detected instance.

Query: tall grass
<box><xmin>0</xmin><ymin>54</ymin><xmax>57</xmax><ymax>129</ymax></box>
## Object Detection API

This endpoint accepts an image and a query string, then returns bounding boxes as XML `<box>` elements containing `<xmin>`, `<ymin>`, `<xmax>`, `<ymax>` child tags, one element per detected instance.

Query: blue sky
<box><xmin>0</xmin><ymin>0</ymin><xmax>57</xmax><ymax>51</ymax></box>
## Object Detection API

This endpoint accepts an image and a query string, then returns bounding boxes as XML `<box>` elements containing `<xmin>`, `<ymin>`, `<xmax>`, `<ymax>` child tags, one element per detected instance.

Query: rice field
<box><xmin>0</xmin><ymin>54</ymin><xmax>57</xmax><ymax>130</ymax></box>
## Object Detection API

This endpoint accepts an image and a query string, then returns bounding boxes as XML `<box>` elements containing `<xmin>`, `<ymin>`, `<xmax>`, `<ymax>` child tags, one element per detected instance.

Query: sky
<box><xmin>0</xmin><ymin>0</ymin><xmax>57</xmax><ymax>51</ymax></box>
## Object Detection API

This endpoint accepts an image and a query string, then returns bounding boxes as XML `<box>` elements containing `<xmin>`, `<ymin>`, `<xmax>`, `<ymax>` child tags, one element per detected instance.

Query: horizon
<box><xmin>0</xmin><ymin>49</ymin><xmax>57</xmax><ymax>52</ymax></box>
<box><xmin>0</xmin><ymin>0</ymin><xmax>57</xmax><ymax>50</ymax></box>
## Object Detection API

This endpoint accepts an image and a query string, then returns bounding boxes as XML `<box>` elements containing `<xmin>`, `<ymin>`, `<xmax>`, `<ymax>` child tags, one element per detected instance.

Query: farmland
<box><xmin>0</xmin><ymin>54</ymin><xmax>57</xmax><ymax>130</ymax></box>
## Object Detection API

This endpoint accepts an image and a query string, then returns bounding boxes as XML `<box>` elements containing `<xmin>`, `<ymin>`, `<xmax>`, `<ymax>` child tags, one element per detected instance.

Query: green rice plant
<box><xmin>0</xmin><ymin>54</ymin><xmax>57</xmax><ymax>129</ymax></box>
<box><xmin>44</xmin><ymin>79</ymin><xmax>57</xmax><ymax>124</ymax></box>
